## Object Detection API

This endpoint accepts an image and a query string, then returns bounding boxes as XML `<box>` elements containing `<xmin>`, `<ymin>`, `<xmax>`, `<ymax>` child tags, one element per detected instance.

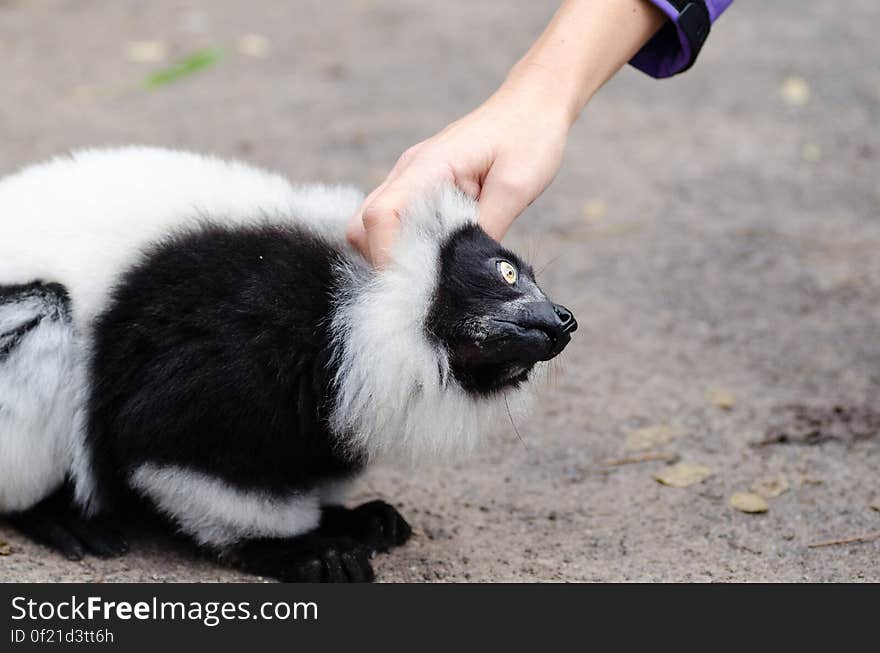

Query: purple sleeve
<box><xmin>630</xmin><ymin>0</ymin><xmax>733</xmax><ymax>78</ymax></box>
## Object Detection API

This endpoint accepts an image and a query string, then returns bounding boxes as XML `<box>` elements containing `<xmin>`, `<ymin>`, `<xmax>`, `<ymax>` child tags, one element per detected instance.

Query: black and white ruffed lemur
<box><xmin>0</xmin><ymin>147</ymin><xmax>576</xmax><ymax>582</ymax></box>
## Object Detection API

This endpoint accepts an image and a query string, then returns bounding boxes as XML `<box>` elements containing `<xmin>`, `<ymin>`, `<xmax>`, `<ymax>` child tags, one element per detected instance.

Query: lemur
<box><xmin>0</xmin><ymin>147</ymin><xmax>576</xmax><ymax>581</ymax></box>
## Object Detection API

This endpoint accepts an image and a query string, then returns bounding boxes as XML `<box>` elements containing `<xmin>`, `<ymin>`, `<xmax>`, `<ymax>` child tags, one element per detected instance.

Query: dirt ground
<box><xmin>1</xmin><ymin>0</ymin><xmax>878</xmax><ymax>582</ymax></box>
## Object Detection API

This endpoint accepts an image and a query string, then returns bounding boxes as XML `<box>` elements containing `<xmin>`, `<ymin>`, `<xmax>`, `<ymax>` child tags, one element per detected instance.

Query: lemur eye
<box><xmin>497</xmin><ymin>260</ymin><xmax>518</xmax><ymax>285</ymax></box>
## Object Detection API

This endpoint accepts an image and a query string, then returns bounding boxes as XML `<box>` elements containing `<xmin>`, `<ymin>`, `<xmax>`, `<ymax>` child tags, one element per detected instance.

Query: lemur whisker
<box><xmin>504</xmin><ymin>392</ymin><xmax>530</xmax><ymax>452</ymax></box>
<box><xmin>536</xmin><ymin>253</ymin><xmax>563</xmax><ymax>277</ymax></box>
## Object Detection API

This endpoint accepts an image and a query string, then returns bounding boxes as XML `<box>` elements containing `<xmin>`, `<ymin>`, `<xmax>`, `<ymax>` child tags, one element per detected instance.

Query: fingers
<box><xmin>455</xmin><ymin>176</ymin><xmax>482</xmax><ymax>201</ymax></box>
<box><xmin>476</xmin><ymin>166</ymin><xmax>536</xmax><ymax>243</ymax></box>
<box><xmin>349</xmin><ymin>155</ymin><xmax>455</xmax><ymax>268</ymax></box>
<box><xmin>346</xmin><ymin>182</ymin><xmax>387</xmax><ymax>260</ymax></box>
<box><xmin>349</xmin><ymin>159</ymin><xmax>536</xmax><ymax>263</ymax></box>
<box><xmin>346</xmin><ymin>146</ymin><xmax>423</xmax><ymax>264</ymax></box>
<box><xmin>360</xmin><ymin>182</ymin><xmax>420</xmax><ymax>268</ymax></box>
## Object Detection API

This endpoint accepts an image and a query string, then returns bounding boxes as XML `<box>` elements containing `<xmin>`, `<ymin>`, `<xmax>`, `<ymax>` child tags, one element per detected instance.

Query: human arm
<box><xmin>348</xmin><ymin>0</ymin><xmax>733</xmax><ymax>266</ymax></box>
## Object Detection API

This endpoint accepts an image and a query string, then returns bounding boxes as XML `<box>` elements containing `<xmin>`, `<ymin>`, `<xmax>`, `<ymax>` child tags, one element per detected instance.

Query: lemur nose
<box><xmin>501</xmin><ymin>299</ymin><xmax>576</xmax><ymax>362</ymax></box>
<box><xmin>552</xmin><ymin>303</ymin><xmax>578</xmax><ymax>335</ymax></box>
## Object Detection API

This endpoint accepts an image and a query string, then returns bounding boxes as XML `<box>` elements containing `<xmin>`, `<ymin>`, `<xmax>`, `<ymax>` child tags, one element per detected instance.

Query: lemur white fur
<box><xmin>0</xmin><ymin>147</ymin><xmax>529</xmax><ymax>542</ymax></box>
<box><xmin>129</xmin><ymin>463</ymin><xmax>322</xmax><ymax>547</ymax></box>
<box><xmin>330</xmin><ymin>190</ymin><xmax>531</xmax><ymax>464</ymax></box>
<box><xmin>0</xmin><ymin>296</ymin><xmax>77</xmax><ymax>511</ymax></box>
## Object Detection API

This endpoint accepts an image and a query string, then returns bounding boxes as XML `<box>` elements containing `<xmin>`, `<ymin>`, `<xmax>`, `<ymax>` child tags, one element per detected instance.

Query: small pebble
<box><xmin>730</xmin><ymin>492</ymin><xmax>769</xmax><ymax>514</ymax></box>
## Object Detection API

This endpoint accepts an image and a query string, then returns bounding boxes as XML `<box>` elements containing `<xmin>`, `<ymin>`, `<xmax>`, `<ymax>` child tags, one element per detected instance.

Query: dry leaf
<box><xmin>781</xmin><ymin>76</ymin><xmax>810</xmax><ymax>106</ymax></box>
<box><xmin>0</xmin><ymin>540</ymin><xmax>12</xmax><ymax>556</ymax></box>
<box><xmin>654</xmin><ymin>463</ymin><xmax>712</xmax><ymax>488</ymax></box>
<box><xmin>730</xmin><ymin>492</ymin><xmax>769</xmax><ymax>513</ymax></box>
<box><xmin>582</xmin><ymin>199</ymin><xmax>607</xmax><ymax>223</ymax></box>
<box><xmin>801</xmin><ymin>142</ymin><xmax>822</xmax><ymax>162</ymax></box>
<box><xmin>65</xmin><ymin>83</ymin><xmax>100</xmax><ymax>101</ymax></box>
<box><xmin>750</xmin><ymin>475</ymin><xmax>789</xmax><ymax>499</ymax></box>
<box><xmin>125</xmin><ymin>40</ymin><xmax>168</xmax><ymax>63</ymax></box>
<box><xmin>808</xmin><ymin>262</ymin><xmax>856</xmax><ymax>292</ymax></box>
<box><xmin>625</xmin><ymin>424</ymin><xmax>681</xmax><ymax>452</ymax></box>
<box><xmin>602</xmin><ymin>452</ymin><xmax>680</xmax><ymax>467</ymax></box>
<box><xmin>707</xmin><ymin>386</ymin><xmax>735</xmax><ymax>410</ymax></box>
<box><xmin>237</xmin><ymin>34</ymin><xmax>271</xmax><ymax>58</ymax></box>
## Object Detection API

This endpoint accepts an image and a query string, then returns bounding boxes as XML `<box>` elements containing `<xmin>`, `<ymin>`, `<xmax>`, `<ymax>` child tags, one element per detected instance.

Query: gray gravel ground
<box><xmin>1</xmin><ymin>0</ymin><xmax>878</xmax><ymax>582</ymax></box>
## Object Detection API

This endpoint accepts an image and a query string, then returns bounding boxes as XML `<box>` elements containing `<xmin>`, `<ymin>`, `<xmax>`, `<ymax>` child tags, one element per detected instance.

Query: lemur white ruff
<box><xmin>0</xmin><ymin>147</ymin><xmax>576</xmax><ymax>581</ymax></box>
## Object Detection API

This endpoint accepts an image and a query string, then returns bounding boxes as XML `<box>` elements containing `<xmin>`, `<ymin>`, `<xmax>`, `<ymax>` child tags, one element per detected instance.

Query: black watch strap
<box><xmin>665</xmin><ymin>1</ymin><xmax>712</xmax><ymax>72</ymax></box>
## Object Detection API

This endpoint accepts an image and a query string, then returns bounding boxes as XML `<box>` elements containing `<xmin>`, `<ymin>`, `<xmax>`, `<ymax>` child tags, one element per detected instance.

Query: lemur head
<box><xmin>331</xmin><ymin>186</ymin><xmax>577</xmax><ymax>462</ymax></box>
<box><xmin>426</xmin><ymin>224</ymin><xmax>576</xmax><ymax>395</ymax></box>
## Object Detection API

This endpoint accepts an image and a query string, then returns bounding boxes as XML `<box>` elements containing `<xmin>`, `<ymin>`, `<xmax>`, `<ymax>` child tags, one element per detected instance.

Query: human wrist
<box><xmin>501</xmin><ymin>58</ymin><xmax>583</xmax><ymax>128</ymax></box>
<box><xmin>502</xmin><ymin>0</ymin><xmax>666</xmax><ymax>126</ymax></box>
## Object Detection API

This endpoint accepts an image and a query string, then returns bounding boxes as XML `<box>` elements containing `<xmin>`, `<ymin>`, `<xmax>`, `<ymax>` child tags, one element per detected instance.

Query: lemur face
<box><xmin>426</xmin><ymin>225</ymin><xmax>577</xmax><ymax>395</ymax></box>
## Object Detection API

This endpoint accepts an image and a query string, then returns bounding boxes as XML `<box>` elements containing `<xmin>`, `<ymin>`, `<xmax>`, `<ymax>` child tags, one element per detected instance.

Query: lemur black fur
<box><xmin>86</xmin><ymin>223</ymin><xmax>362</xmax><ymax>506</ymax></box>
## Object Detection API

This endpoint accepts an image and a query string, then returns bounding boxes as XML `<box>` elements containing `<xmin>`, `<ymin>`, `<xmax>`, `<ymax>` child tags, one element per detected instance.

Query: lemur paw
<box><xmin>320</xmin><ymin>500</ymin><xmax>413</xmax><ymax>553</ymax></box>
<box><xmin>236</xmin><ymin>534</ymin><xmax>374</xmax><ymax>583</ymax></box>
<box><xmin>8</xmin><ymin>485</ymin><xmax>128</xmax><ymax>561</ymax></box>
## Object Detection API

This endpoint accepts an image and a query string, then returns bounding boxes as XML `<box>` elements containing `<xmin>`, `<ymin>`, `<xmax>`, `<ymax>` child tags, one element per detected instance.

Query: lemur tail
<box><xmin>0</xmin><ymin>282</ymin><xmax>78</xmax><ymax>513</ymax></box>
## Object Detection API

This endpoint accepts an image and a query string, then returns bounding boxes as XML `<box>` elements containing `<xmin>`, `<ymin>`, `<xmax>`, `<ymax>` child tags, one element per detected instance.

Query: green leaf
<box><xmin>144</xmin><ymin>48</ymin><xmax>224</xmax><ymax>88</ymax></box>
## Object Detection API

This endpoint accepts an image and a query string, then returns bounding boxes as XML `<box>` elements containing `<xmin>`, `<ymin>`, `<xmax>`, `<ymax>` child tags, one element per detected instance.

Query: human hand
<box><xmin>346</xmin><ymin>67</ymin><xmax>572</xmax><ymax>267</ymax></box>
<box><xmin>346</xmin><ymin>0</ymin><xmax>665</xmax><ymax>267</ymax></box>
